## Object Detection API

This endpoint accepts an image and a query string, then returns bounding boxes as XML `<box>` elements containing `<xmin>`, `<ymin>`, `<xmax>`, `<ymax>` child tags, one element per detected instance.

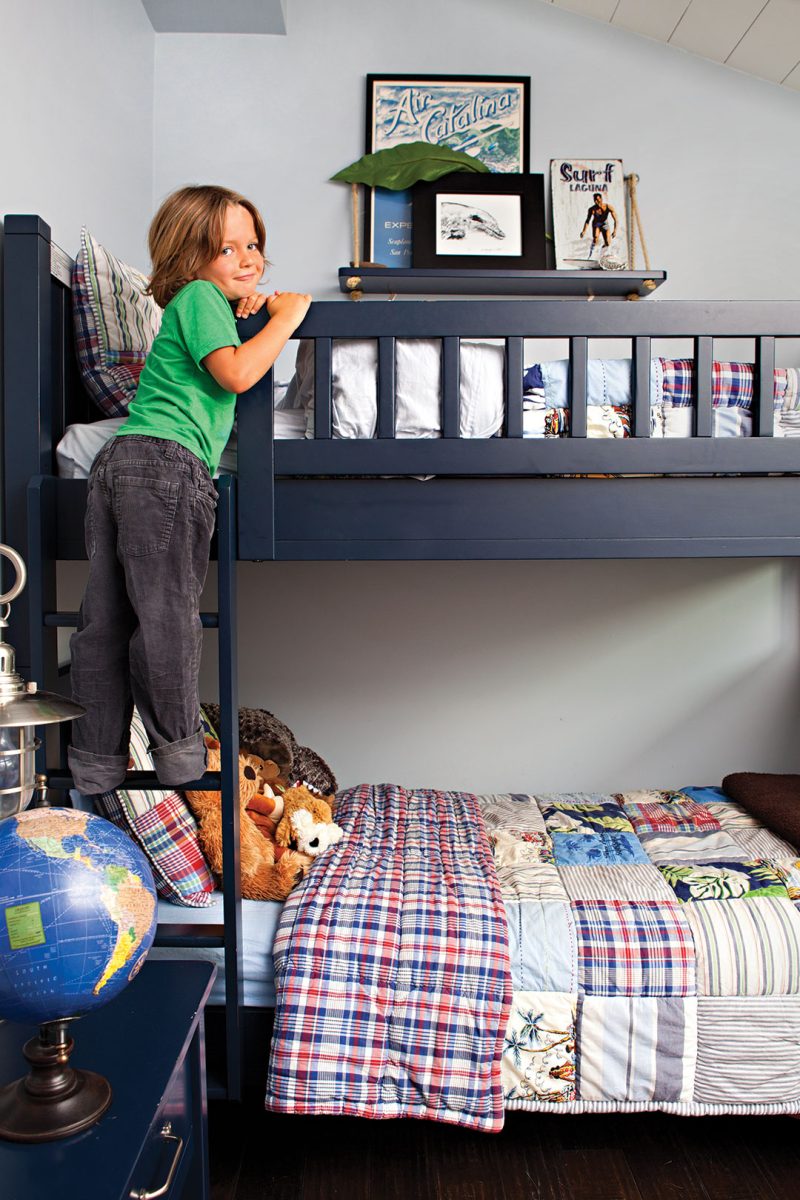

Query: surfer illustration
<box><xmin>580</xmin><ymin>192</ymin><xmax>618</xmax><ymax>255</ymax></box>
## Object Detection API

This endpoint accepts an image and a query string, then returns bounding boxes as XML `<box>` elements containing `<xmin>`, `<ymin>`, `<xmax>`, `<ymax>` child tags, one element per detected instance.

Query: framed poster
<box><xmin>366</xmin><ymin>74</ymin><xmax>531</xmax><ymax>267</ymax></box>
<box><xmin>550</xmin><ymin>159</ymin><xmax>628</xmax><ymax>270</ymax></box>
<box><xmin>412</xmin><ymin>172</ymin><xmax>546</xmax><ymax>271</ymax></box>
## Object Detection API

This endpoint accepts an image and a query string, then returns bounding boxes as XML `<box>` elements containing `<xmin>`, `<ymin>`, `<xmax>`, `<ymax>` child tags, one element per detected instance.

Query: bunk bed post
<box><xmin>2</xmin><ymin>216</ymin><xmax>58</xmax><ymax>674</ymax></box>
<box><xmin>503</xmin><ymin>337</ymin><xmax>524</xmax><ymax>438</ymax></box>
<box><xmin>26</xmin><ymin>476</ymin><xmax>64</xmax><ymax>778</ymax></box>
<box><xmin>755</xmin><ymin>336</ymin><xmax>776</xmax><ymax>437</ymax></box>
<box><xmin>377</xmin><ymin>337</ymin><xmax>396</xmax><ymax>438</ymax></box>
<box><xmin>633</xmin><ymin>335</ymin><xmax>652</xmax><ymax>438</ymax></box>
<box><xmin>314</xmin><ymin>338</ymin><xmax>333</xmax><ymax>439</ymax></box>
<box><xmin>569</xmin><ymin>336</ymin><xmax>589</xmax><ymax>438</ymax></box>
<box><xmin>235</xmin><ymin>309</ymin><xmax>275</xmax><ymax>561</ymax></box>
<box><xmin>216</xmin><ymin>474</ymin><xmax>243</xmax><ymax>1100</ymax></box>
<box><xmin>694</xmin><ymin>336</ymin><xmax>714</xmax><ymax>437</ymax></box>
<box><xmin>441</xmin><ymin>337</ymin><xmax>461</xmax><ymax>438</ymax></box>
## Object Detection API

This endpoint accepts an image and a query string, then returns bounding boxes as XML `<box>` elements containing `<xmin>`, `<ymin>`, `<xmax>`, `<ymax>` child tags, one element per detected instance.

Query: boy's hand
<box><xmin>267</xmin><ymin>290</ymin><xmax>312</xmax><ymax>334</ymax></box>
<box><xmin>235</xmin><ymin>292</ymin><xmax>269</xmax><ymax>320</ymax></box>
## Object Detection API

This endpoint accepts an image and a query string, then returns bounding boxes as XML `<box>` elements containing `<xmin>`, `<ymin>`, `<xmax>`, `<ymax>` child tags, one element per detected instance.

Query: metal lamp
<box><xmin>0</xmin><ymin>544</ymin><xmax>84</xmax><ymax>817</ymax></box>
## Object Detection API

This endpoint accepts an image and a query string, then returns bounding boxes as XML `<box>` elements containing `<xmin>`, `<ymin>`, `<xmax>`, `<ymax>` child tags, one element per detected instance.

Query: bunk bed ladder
<box><xmin>26</xmin><ymin>474</ymin><xmax>244</xmax><ymax>1102</ymax></box>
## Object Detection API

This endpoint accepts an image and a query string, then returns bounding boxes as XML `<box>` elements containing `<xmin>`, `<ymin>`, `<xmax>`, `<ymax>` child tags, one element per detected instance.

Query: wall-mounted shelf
<box><xmin>339</xmin><ymin>267</ymin><xmax>666</xmax><ymax>300</ymax></box>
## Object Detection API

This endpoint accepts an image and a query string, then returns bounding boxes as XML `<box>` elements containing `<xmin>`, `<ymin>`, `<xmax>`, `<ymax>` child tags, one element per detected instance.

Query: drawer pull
<box><xmin>130</xmin><ymin>1122</ymin><xmax>184</xmax><ymax>1199</ymax></box>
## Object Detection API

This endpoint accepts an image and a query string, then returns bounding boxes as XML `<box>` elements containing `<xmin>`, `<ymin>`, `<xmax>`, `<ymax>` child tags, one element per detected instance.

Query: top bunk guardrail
<box><xmin>237</xmin><ymin>300</ymin><xmax>800</xmax><ymax>481</ymax></box>
<box><xmin>5</xmin><ymin>213</ymin><xmax>800</xmax><ymax>569</ymax></box>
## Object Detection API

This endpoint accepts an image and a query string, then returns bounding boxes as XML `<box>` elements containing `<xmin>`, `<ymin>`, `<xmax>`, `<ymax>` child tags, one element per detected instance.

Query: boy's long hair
<box><xmin>147</xmin><ymin>185</ymin><xmax>267</xmax><ymax>308</ymax></box>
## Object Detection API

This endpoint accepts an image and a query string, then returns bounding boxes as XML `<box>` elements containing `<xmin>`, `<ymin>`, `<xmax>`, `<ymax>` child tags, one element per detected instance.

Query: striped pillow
<box><xmin>95</xmin><ymin>708</ymin><xmax>216</xmax><ymax>907</ymax></box>
<box><xmin>72</xmin><ymin>228</ymin><xmax>162</xmax><ymax>417</ymax></box>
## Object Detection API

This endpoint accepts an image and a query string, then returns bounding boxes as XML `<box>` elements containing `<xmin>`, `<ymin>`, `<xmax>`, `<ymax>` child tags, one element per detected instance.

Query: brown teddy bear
<box><xmin>185</xmin><ymin>738</ymin><xmax>311</xmax><ymax>901</ymax></box>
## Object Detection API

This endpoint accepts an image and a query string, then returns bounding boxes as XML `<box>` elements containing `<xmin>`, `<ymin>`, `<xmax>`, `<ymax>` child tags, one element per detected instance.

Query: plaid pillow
<box><xmin>72</xmin><ymin>228</ymin><xmax>162</xmax><ymax>417</ymax></box>
<box><xmin>95</xmin><ymin>708</ymin><xmax>216</xmax><ymax>907</ymax></box>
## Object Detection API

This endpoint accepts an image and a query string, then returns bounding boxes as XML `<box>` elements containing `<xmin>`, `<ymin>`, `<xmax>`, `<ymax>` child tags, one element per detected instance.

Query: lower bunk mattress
<box><xmin>154</xmin><ymin>783</ymin><xmax>800</xmax><ymax>1121</ymax></box>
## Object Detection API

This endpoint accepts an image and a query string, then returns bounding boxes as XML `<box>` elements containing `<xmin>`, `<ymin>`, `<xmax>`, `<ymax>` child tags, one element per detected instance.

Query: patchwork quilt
<box><xmin>266</xmin><ymin>783</ymin><xmax>800</xmax><ymax>1127</ymax></box>
<box><xmin>485</xmin><ymin>787</ymin><xmax>800</xmax><ymax>1114</ymax></box>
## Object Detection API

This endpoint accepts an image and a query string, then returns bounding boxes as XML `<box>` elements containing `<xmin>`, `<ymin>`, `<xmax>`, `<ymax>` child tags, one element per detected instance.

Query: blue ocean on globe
<box><xmin>0</xmin><ymin>807</ymin><xmax>158</xmax><ymax>1024</ymax></box>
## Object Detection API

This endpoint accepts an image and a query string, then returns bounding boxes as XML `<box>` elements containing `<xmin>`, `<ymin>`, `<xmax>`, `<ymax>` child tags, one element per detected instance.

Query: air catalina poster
<box><xmin>550</xmin><ymin>158</ymin><xmax>629</xmax><ymax>270</ymax></box>
<box><xmin>366</xmin><ymin>75</ymin><xmax>530</xmax><ymax>267</ymax></box>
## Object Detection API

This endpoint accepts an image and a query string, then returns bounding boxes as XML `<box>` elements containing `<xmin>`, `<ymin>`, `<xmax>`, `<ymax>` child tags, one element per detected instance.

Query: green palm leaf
<box><xmin>331</xmin><ymin>141</ymin><xmax>490</xmax><ymax>190</ymax></box>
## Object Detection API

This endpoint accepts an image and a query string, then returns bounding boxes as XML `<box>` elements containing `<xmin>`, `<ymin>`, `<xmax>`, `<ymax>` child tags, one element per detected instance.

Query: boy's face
<box><xmin>196</xmin><ymin>204</ymin><xmax>264</xmax><ymax>300</ymax></box>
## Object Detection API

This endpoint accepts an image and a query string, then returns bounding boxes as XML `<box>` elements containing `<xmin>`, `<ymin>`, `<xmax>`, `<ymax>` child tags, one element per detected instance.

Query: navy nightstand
<box><xmin>0</xmin><ymin>958</ymin><xmax>216</xmax><ymax>1200</ymax></box>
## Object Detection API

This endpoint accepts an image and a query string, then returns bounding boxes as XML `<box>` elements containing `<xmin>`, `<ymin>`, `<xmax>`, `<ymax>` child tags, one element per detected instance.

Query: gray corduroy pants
<box><xmin>68</xmin><ymin>434</ymin><xmax>217</xmax><ymax>794</ymax></box>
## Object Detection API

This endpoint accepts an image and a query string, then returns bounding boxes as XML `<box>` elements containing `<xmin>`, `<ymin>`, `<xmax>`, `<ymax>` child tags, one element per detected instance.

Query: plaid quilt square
<box><xmin>572</xmin><ymin>900</ymin><xmax>696</xmax><ymax>996</ymax></box>
<box><xmin>618</xmin><ymin>790</ymin><xmax>721</xmax><ymax>836</ymax></box>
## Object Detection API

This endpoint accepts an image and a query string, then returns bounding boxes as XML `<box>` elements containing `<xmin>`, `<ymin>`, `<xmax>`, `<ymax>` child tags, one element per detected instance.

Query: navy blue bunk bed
<box><xmin>5</xmin><ymin>213</ymin><xmax>800</xmax><ymax>1103</ymax></box>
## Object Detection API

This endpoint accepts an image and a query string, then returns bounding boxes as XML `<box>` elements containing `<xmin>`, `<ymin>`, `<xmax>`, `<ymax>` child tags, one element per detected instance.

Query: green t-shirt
<box><xmin>118</xmin><ymin>279</ymin><xmax>240</xmax><ymax>474</ymax></box>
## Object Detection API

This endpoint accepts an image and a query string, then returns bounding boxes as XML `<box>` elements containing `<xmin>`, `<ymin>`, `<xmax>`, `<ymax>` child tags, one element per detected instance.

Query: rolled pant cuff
<box><xmin>150</xmin><ymin>730</ymin><xmax>207</xmax><ymax>788</ymax></box>
<box><xmin>68</xmin><ymin>746</ymin><xmax>130</xmax><ymax>795</ymax></box>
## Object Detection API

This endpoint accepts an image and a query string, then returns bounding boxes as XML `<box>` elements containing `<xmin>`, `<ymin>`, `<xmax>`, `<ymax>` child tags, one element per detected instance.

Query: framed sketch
<box><xmin>412</xmin><ymin>172</ymin><xmax>546</xmax><ymax>271</ymax></box>
<box><xmin>550</xmin><ymin>159</ymin><xmax>629</xmax><ymax>270</ymax></box>
<box><xmin>365</xmin><ymin>74</ymin><xmax>531</xmax><ymax>267</ymax></box>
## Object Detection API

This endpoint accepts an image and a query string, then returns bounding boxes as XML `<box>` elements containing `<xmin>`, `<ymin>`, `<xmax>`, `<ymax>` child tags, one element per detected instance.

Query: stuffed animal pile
<box><xmin>201</xmin><ymin>703</ymin><xmax>337</xmax><ymax>796</ymax></box>
<box><xmin>185</xmin><ymin>735</ymin><xmax>342</xmax><ymax>902</ymax></box>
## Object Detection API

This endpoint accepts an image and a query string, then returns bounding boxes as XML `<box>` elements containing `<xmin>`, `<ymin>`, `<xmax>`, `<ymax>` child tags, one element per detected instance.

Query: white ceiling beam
<box><xmin>725</xmin><ymin>0</ymin><xmax>800</xmax><ymax>82</ymax></box>
<box><xmin>140</xmin><ymin>0</ymin><xmax>287</xmax><ymax>34</ymax></box>
<box><xmin>668</xmin><ymin>0</ymin><xmax>771</xmax><ymax>64</ymax></box>
<box><xmin>611</xmin><ymin>0</ymin><xmax>692</xmax><ymax>43</ymax></box>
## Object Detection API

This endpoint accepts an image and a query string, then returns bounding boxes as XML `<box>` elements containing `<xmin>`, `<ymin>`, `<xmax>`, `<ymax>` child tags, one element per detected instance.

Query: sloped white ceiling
<box><xmin>552</xmin><ymin>0</ymin><xmax>800</xmax><ymax>89</ymax></box>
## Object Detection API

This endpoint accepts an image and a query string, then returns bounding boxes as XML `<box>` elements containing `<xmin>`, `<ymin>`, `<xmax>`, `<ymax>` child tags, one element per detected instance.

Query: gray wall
<box><xmin>8</xmin><ymin>0</ymin><xmax>800</xmax><ymax>793</ymax></box>
<box><xmin>1</xmin><ymin>0</ymin><xmax>155</xmax><ymax>262</ymax></box>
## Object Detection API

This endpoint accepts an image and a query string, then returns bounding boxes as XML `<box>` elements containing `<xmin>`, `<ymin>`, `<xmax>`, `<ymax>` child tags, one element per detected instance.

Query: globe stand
<box><xmin>0</xmin><ymin>1018</ymin><xmax>112</xmax><ymax>1142</ymax></box>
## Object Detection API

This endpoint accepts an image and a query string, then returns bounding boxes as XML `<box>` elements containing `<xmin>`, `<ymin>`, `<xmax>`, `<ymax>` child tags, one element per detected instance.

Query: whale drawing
<box><xmin>439</xmin><ymin>201</ymin><xmax>506</xmax><ymax>242</ymax></box>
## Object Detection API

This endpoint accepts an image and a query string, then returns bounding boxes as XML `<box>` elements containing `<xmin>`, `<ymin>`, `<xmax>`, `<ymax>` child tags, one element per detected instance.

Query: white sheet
<box><xmin>56</xmin><ymin>406</ymin><xmax>304</xmax><ymax>479</ymax></box>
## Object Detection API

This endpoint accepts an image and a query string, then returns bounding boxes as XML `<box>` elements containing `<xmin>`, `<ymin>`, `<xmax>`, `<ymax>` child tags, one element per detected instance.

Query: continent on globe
<box><xmin>0</xmin><ymin>808</ymin><xmax>158</xmax><ymax>1025</ymax></box>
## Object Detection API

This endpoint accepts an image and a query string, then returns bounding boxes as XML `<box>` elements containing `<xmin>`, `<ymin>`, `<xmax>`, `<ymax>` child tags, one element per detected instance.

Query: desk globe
<box><xmin>0</xmin><ymin>806</ymin><xmax>158</xmax><ymax>1141</ymax></box>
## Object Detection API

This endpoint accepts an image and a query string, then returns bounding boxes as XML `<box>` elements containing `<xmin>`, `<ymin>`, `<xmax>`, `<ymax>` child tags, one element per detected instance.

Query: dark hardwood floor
<box><xmin>209</xmin><ymin>1096</ymin><xmax>800</xmax><ymax>1200</ymax></box>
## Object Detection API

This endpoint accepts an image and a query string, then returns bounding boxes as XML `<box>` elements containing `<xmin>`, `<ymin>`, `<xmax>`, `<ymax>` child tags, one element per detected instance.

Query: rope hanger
<box><xmin>625</xmin><ymin>173</ymin><xmax>651</xmax><ymax>272</ymax></box>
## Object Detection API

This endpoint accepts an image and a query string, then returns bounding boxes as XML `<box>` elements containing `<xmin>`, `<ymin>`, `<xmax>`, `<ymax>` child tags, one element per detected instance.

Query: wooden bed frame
<box><xmin>5</xmin><ymin>211</ymin><xmax>800</xmax><ymax>1100</ymax></box>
